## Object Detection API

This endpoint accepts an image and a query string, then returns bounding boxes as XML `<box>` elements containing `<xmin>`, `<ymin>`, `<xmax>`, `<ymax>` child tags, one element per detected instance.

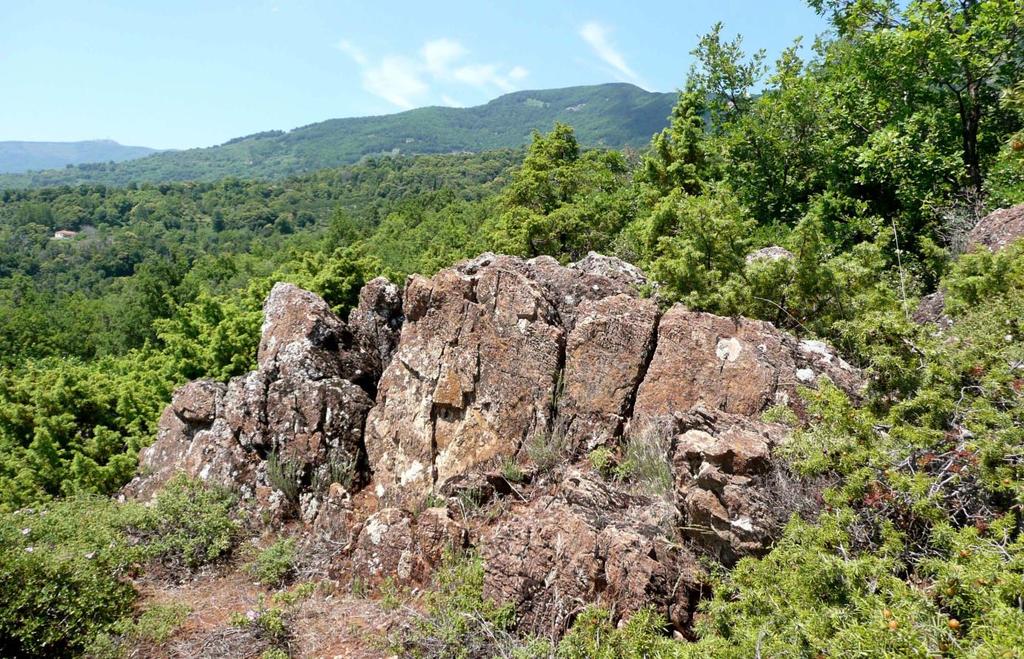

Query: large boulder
<box><xmin>559</xmin><ymin>294</ymin><xmax>659</xmax><ymax>450</ymax></box>
<box><xmin>967</xmin><ymin>202</ymin><xmax>1024</xmax><ymax>252</ymax></box>
<box><xmin>480</xmin><ymin>470</ymin><xmax>702</xmax><ymax>636</ymax></box>
<box><xmin>632</xmin><ymin>306</ymin><xmax>862</xmax><ymax>429</ymax></box>
<box><xmin>259</xmin><ymin>283</ymin><xmax>350</xmax><ymax>381</ymax></box>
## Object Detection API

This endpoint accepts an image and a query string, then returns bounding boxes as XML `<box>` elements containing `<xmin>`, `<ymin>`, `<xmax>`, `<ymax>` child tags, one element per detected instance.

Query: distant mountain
<box><xmin>0</xmin><ymin>139</ymin><xmax>157</xmax><ymax>174</ymax></box>
<box><xmin>0</xmin><ymin>84</ymin><xmax>676</xmax><ymax>188</ymax></box>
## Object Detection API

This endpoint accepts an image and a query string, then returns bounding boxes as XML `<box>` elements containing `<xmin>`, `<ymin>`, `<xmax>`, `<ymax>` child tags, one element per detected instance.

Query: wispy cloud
<box><xmin>336</xmin><ymin>39</ymin><xmax>368</xmax><ymax>66</ymax></box>
<box><xmin>336</xmin><ymin>37</ymin><xmax>528</xmax><ymax>109</ymax></box>
<box><xmin>579</xmin><ymin>22</ymin><xmax>644</xmax><ymax>87</ymax></box>
<box><xmin>363</xmin><ymin>57</ymin><xmax>428</xmax><ymax>109</ymax></box>
<box><xmin>441</xmin><ymin>94</ymin><xmax>464</xmax><ymax>108</ymax></box>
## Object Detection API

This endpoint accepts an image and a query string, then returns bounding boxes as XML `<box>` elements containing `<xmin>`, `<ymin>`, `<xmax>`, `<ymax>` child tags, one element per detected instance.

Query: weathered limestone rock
<box><xmin>259</xmin><ymin>283</ymin><xmax>349</xmax><ymax>381</ymax></box>
<box><xmin>346</xmin><ymin>276</ymin><xmax>404</xmax><ymax>391</ymax></box>
<box><xmin>265</xmin><ymin>376</ymin><xmax>373</xmax><ymax>486</ymax></box>
<box><xmin>481</xmin><ymin>470</ymin><xmax>702</xmax><ymax>636</ymax></box>
<box><xmin>126</xmin><ymin>380</ymin><xmax>252</xmax><ymax>501</ymax></box>
<box><xmin>967</xmin><ymin>202</ymin><xmax>1024</xmax><ymax>252</ymax></box>
<box><xmin>350</xmin><ymin>507</ymin><xmax>467</xmax><ymax>587</ymax></box>
<box><xmin>570</xmin><ymin>251</ymin><xmax>649</xmax><ymax>291</ymax></box>
<box><xmin>365</xmin><ymin>257</ymin><xmax>565</xmax><ymax>505</ymax></box>
<box><xmin>670</xmin><ymin>407</ymin><xmax>816</xmax><ymax>563</ymax></box>
<box><xmin>746</xmin><ymin>245</ymin><xmax>794</xmax><ymax>264</ymax></box>
<box><xmin>560</xmin><ymin>294</ymin><xmax>659</xmax><ymax>449</ymax></box>
<box><xmin>127</xmin><ymin>280</ymin><xmax>392</xmax><ymax>513</ymax></box>
<box><xmin>632</xmin><ymin>306</ymin><xmax>862</xmax><ymax>429</ymax></box>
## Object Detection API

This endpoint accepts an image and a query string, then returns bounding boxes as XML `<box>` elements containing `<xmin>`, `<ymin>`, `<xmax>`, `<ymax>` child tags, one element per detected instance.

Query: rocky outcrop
<box><xmin>128</xmin><ymin>251</ymin><xmax>869</xmax><ymax>637</ymax></box>
<box><xmin>125</xmin><ymin>281</ymin><xmax>396</xmax><ymax>515</ymax></box>
<box><xmin>364</xmin><ymin>253</ymin><xmax>649</xmax><ymax>506</ymax></box>
<box><xmin>967</xmin><ymin>202</ymin><xmax>1024</xmax><ymax>252</ymax></box>
<box><xmin>480</xmin><ymin>470</ymin><xmax>702</xmax><ymax>637</ymax></box>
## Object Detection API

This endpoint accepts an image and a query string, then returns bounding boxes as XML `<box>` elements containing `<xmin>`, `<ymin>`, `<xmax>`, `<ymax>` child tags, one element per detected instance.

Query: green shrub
<box><xmin>247</xmin><ymin>537</ymin><xmax>297</xmax><ymax>587</ymax></box>
<box><xmin>499</xmin><ymin>456</ymin><xmax>525</xmax><ymax>484</ymax></box>
<box><xmin>392</xmin><ymin>549</ymin><xmax>546</xmax><ymax>658</ymax></box>
<box><xmin>558</xmin><ymin>605</ymin><xmax>681</xmax><ymax>658</ymax></box>
<box><xmin>588</xmin><ymin>446</ymin><xmax>616</xmax><ymax>479</ymax></box>
<box><xmin>266</xmin><ymin>451</ymin><xmax>304</xmax><ymax>506</ymax></box>
<box><xmin>0</xmin><ymin>496</ymin><xmax>141</xmax><ymax>656</ymax></box>
<box><xmin>133</xmin><ymin>475</ymin><xmax>239</xmax><ymax>570</ymax></box>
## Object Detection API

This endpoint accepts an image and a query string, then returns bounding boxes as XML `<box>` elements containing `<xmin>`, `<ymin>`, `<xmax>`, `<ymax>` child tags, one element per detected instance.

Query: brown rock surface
<box><xmin>346</xmin><ymin>276</ymin><xmax>404</xmax><ymax>391</ymax></box>
<box><xmin>670</xmin><ymin>407</ymin><xmax>817</xmax><ymax>562</ymax></box>
<box><xmin>480</xmin><ymin>470</ymin><xmax>702</xmax><ymax>637</ymax></box>
<box><xmin>127</xmin><ymin>280</ymin><xmax>391</xmax><ymax>515</ymax></box>
<box><xmin>632</xmin><ymin>306</ymin><xmax>862</xmax><ymax>429</ymax></box>
<box><xmin>365</xmin><ymin>257</ymin><xmax>565</xmax><ymax>505</ymax></box>
<box><xmin>967</xmin><ymin>202</ymin><xmax>1024</xmax><ymax>252</ymax></box>
<box><xmin>259</xmin><ymin>282</ymin><xmax>349</xmax><ymax>381</ymax></box>
<box><xmin>350</xmin><ymin>507</ymin><xmax>467</xmax><ymax>588</ymax></box>
<box><xmin>560</xmin><ymin>294</ymin><xmax>659</xmax><ymax>449</ymax></box>
<box><xmin>126</xmin><ymin>380</ymin><xmax>253</xmax><ymax>501</ymax></box>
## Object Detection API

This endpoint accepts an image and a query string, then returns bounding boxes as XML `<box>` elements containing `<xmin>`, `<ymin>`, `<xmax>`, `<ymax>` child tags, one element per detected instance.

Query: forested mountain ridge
<box><xmin>0</xmin><ymin>83</ymin><xmax>674</xmax><ymax>188</ymax></box>
<box><xmin>0</xmin><ymin>139</ymin><xmax>157</xmax><ymax>174</ymax></box>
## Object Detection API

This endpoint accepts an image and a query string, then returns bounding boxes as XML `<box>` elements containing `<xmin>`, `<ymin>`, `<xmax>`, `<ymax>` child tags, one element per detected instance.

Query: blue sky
<box><xmin>0</xmin><ymin>1</ymin><xmax>828</xmax><ymax>150</ymax></box>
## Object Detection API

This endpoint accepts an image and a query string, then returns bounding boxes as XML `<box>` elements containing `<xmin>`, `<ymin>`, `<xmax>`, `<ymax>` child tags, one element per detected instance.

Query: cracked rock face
<box><xmin>560</xmin><ymin>294</ymin><xmax>659</xmax><ymax>451</ymax></box>
<box><xmin>480</xmin><ymin>470</ymin><xmax>702</xmax><ymax>637</ymax></box>
<box><xmin>364</xmin><ymin>253</ymin><xmax>649</xmax><ymax>506</ymax></box>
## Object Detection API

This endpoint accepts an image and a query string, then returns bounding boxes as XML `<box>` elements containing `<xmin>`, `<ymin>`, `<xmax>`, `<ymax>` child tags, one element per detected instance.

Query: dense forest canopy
<box><xmin>1</xmin><ymin>0</ymin><xmax>1024</xmax><ymax>655</ymax></box>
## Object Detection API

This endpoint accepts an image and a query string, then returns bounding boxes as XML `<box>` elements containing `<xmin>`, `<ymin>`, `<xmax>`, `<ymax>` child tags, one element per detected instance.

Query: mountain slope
<box><xmin>0</xmin><ymin>139</ymin><xmax>157</xmax><ymax>174</ymax></box>
<box><xmin>0</xmin><ymin>84</ymin><xmax>675</xmax><ymax>188</ymax></box>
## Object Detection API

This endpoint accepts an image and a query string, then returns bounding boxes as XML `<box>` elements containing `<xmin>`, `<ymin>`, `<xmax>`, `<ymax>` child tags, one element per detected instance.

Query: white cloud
<box><xmin>336</xmin><ymin>39</ymin><xmax>368</xmax><ymax>66</ymax></box>
<box><xmin>508</xmin><ymin>65</ymin><xmax>529</xmax><ymax>81</ymax></box>
<box><xmin>422</xmin><ymin>38</ymin><xmax>467</xmax><ymax>77</ymax></box>
<box><xmin>336</xmin><ymin>37</ymin><xmax>528</xmax><ymax>109</ymax></box>
<box><xmin>441</xmin><ymin>94</ymin><xmax>464</xmax><ymax>107</ymax></box>
<box><xmin>362</xmin><ymin>56</ymin><xmax>428</xmax><ymax>109</ymax></box>
<box><xmin>579</xmin><ymin>22</ymin><xmax>643</xmax><ymax>86</ymax></box>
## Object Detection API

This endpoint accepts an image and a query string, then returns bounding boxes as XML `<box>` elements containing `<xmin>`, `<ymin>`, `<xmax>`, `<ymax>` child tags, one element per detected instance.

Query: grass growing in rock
<box><xmin>390</xmin><ymin>549</ymin><xmax>550</xmax><ymax>658</ymax></box>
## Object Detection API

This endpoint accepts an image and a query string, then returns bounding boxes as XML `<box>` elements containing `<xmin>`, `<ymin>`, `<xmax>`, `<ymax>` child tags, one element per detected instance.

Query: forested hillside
<box><xmin>1</xmin><ymin>0</ymin><xmax>1024</xmax><ymax>656</ymax></box>
<box><xmin>0</xmin><ymin>140</ymin><xmax>157</xmax><ymax>174</ymax></box>
<box><xmin>0</xmin><ymin>84</ymin><xmax>673</xmax><ymax>188</ymax></box>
